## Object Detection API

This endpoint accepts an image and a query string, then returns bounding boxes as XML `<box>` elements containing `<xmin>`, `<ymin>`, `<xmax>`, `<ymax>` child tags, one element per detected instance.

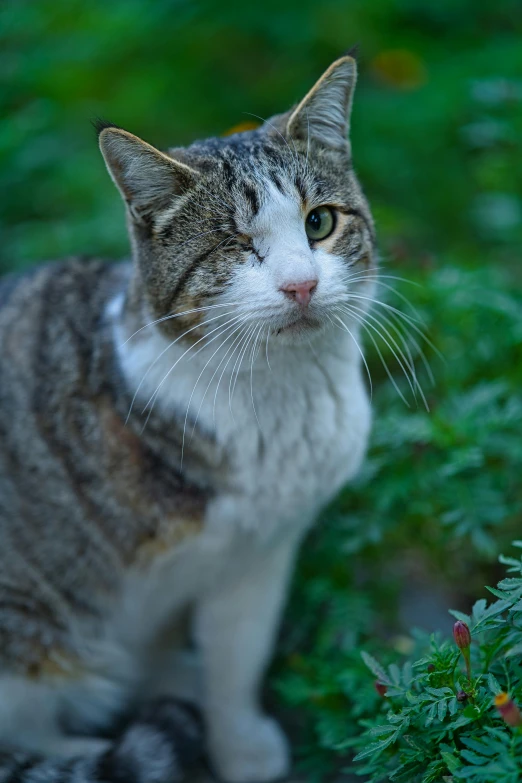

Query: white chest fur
<box><xmin>109</xmin><ymin>314</ymin><xmax>371</xmax><ymax>643</ymax></box>
<box><xmin>118</xmin><ymin>317</ymin><xmax>370</xmax><ymax>526</ymax></box>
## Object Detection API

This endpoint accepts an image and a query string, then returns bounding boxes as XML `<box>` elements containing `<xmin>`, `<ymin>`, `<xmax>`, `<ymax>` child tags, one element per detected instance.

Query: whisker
<box><xmin>386</xmin><ymin>309</ymin><xmax>436</xmax><ymax>386</ymax></box>
<box><xmin>343</xmin><ymin>293</ymin><xmax>442</xmax><ymax>360</ymax></box>
<box><xmin>339</xmin><ymin>306</ymin><xmax>411</xmax><ymax>408</ymax></box>
<box><xmin>343</xmin><ymin>271</ymin><xmax>424</xmax><ymax>289</ymax></box>
<box><xmin>141</xmin><ymin>313</ymin><xmax>246</xmax><ymax>426</ymax></box>
<box><xmin>180</xmin><ymin>316</ymin><xmax>250</xmax><ymax>465</ymax></box>
<box><xmin>230</xmin><ymin>322</ymin><xmax>259</xmax><ymax>412</ymax></box>
<box><xmin>342</xmin><ymin>273</ymin><xmax>425</xmax><ymax>321</ymax></box>
<box><xmin>264</xmin><ymin>327</ymin><xmax>272</xmax><ymax>372</ymax></box>
<box><xmin>211</xmin><ymin>322</ymin><xmax>253</xmax><ymax>427</ymax></box>
<box><xmin>249</xmin><ymin>323</ymin><xmax>264</xmax><ymax>428</ymax></box>
<box><xmin>357</xmin><ymin>299</ymin><xmax>436</xmax><ymax>388</ymax></box>
<box><xmin>329</xmin><ymin>313</ymin><xmax>373</xmax><ymax>400</ymax></box>
<box><xmin>125</xmin><ymin>308</ymin><xmax>238</xmax><ymax>422</ymax></box>
<box><xmin>343</xmin><ymin>303</ymin><xmax>428</xmax><ymax>409</ymax></box>
<box><xmin>122</xmin><ymin>302</ymin><xmax>241</xmax><ymax>345</ymax></box>
<box><xmin>227</xmin><ymin>323</ymin><xmax>257</xmax><ymax>417</ymax></box>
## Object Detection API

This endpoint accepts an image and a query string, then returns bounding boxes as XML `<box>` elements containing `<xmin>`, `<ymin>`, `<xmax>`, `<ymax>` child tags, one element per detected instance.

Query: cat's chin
<box><xmin>272</xmin><ymin>315</ymin><xmax>326</xmax><ymax>345</ymax></box>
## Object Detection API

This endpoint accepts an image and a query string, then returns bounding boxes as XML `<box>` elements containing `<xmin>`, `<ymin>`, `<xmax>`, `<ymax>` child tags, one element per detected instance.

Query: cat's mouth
<box><xmin>275</xmin><ymin>314</ymin><xmax>323</xmax><ymax>336</ymax></box>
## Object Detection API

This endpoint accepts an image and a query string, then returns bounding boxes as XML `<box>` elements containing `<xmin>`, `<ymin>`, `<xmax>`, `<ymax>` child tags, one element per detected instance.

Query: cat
<box><xmin>0</xmin><ymin>54</ymin><xmax>375</xmax><ymax>783</ymax></box>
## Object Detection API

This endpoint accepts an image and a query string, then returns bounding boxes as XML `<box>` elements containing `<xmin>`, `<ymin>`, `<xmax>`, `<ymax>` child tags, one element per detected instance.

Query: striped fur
<box><xmin>0</xmin><ymin>699</ymin><xmax>202</xmax><ymax>783</ymax></box>
<box><xmin>0</xmin><ymin>56</ymin><xmax>375</xmax><ymax>782</ymax></box>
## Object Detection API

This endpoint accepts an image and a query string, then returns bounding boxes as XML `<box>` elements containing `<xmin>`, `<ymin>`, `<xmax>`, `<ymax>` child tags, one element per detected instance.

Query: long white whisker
<box><xmin>264</xmin><ymin>327</ymin><xmax>272</xmax><ymax>372</ymax></box>
<box><xmin>341</xmin><ymin>303</ymin><xmax>419</xmax><ymax>401</ymax></box>
<box><xmin>340</xmin><ymin>306</ymin><xmax>411</xmax><ymax>408</ymax></box>
<box><xmin>228</xmin><ymin>323</ymin><xmax>256</xmax><ymax>417</ymax></box>
<box><xmin>122</xmin><ymin>302</ymin><xmax>241</xmax><ymax>345</ymax></box>
<box><xmin>342</xmin><ymin>271</ymin><xmax>423</xmax><ymax>289</ymax></box>
<box><xmin>344</xmin><ymin>293</ymin><xmax>442</xmax><ymax>360</ymax></box>
<box><xmin>141</xmin><ymin>313</ymin><xmax>245</xmax><ymax>425</ymax></box>
<box><xmin>125</xmin><ymin>308</ymin><xmax>238</xmax><ymax>423</ymax></box>
<box><xmin>330</xmin><ymin>313</ymin><xmax>373</xmax><ymax>400</ymax></box>
<box><xmin>211</xmin><ymin>322</ymin><xmax>253</xmax><ymax>427</ymax></box>
<box><xmin>249</xmin><ymin>323</ymin><xmax>264</xmax><ymax>428</ymax></box>
<box><xmin>230</xmin><ymin>323</ymin><xmax>259</xmax><ymax>412</ymax></box>
<box><xmin>345</xmin><ymin>303</ymin><xmax>418</xmax><ymax>386</ymax></box>
<box><xmin>353</xmin><ymin>297</ymin><xmax>436</xmax><ymax>388</ymax></box>
<box><xmin>343</xmin><ymin>303</ymin><xmax>428</xmax><ymax>409</ymax></box>
<box><xmin>342</xmin><ymin>274</ymin><xmax>425</xmax><ymax>321</ymax></box>
<box><xmin>387</xmin><ymin>310</ymin><xmax>436</xmax><ymax>385</ymax></box>
<box><xmin>180</xmin><ymin>316</ymin><xmax>250</xmax><ymax>465</ymax></box>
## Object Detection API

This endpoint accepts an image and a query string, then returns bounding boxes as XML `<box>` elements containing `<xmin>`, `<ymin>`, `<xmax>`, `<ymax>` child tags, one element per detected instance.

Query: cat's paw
<box><xmin>210</xmin><ymin>712</ymin><xmax>290</xmax><ymax>783</ymax></box>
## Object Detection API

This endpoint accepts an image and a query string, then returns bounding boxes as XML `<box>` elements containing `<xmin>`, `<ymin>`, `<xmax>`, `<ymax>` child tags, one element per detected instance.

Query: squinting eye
<box><xmin>305</xmin><ymin>206</ymin><xmax>335</xmax><ymax>241</ymax></box>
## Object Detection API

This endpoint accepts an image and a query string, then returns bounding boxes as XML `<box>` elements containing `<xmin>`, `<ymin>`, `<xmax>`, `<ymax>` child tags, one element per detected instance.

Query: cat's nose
<box><xmin>280</xmin><ymin>279</ymin><xmax>318</xmax><ymax>306</ymax></box>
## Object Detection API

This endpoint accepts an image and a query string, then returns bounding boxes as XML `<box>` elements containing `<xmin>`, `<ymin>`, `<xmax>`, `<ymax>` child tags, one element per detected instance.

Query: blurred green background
<box><xmin>1</xmin><ymin>0</ymin><xmax>521</xmax><ymax>268</ymax></box>
<box><xmin>1</xmin><ymin>0</ymin><xmax>522</xmax><ymax>778</ymax></box>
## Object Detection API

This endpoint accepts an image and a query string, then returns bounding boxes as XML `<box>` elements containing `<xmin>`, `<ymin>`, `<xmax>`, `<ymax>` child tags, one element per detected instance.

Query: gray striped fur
<box><xmin>0</xmin><ymin>55</ymin><xmax>375</xmax><ymax>782</ymax></box>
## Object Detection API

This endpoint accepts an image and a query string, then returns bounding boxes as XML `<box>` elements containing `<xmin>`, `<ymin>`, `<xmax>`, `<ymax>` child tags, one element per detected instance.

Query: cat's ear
<box><xmin>96</xmin><ymin>122</ymin><xmax>199</xmax><ymax>221</ymax></box>
<box><xmin>286</xmin><ymin>55</ymin><xmax>357</xmax><ymax>149</ymax></box>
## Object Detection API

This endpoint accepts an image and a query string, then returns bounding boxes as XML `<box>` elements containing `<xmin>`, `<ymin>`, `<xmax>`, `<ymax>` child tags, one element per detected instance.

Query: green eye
<box><xmin>305</xmin><ymin>206</ymin><xmax>335</xmax><ymax>241</ymax></box>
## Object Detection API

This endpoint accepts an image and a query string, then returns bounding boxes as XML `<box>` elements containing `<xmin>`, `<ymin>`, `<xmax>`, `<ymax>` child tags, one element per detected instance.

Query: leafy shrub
<box><xmin>351</xmin><ymin>543</ymin><xmax>522</xmax><ymax>782</ymax></box>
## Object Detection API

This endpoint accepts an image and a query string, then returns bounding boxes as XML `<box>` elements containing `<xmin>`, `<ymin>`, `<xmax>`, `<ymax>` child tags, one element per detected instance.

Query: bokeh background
<box><xmin>1</xmin><ymin>0</ymin><xmax>521</xmax><ymax>778</ymax></box>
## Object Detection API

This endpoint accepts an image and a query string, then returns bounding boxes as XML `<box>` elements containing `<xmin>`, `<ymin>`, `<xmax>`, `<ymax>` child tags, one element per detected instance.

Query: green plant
<box><xmin>350</xmin><ymin>542</ymin><xmax>522</xmax><ymax>781</ymax></box>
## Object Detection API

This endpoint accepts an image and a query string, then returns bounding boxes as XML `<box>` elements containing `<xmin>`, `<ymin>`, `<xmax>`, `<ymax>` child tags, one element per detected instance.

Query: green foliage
<box><xmin>349</xmin><ymin>545</ymin><xmax>522</xmax><ymax>781</ymax></box>
<box><xmin>276</xmin><ymin>545</ymin><xmax>522</xmax><ymax>781</ymax></box>
<box><xmin>1</xmin><ymin>0</ymin><xmax>521</xmax><ymax>269</ymax></box>
<box><xmin>2</xmin><ymin>2</ymin><xmax>522</xmax><ymax>780</ymax></box>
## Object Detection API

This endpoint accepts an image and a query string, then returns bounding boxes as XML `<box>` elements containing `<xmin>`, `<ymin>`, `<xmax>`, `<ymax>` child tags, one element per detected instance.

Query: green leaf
<box><xmin>425</xmin><ymin>703</ymin><xmax>437</xmax><ymax>727</ymax></box>
<box><xmin>438</xmin><ymin>699</ymin><xmax>448</xmax><ymax>722</ymax></box>
<box><xmin>462</xmin><ymin>704</ymin><xmax>482</xmax><ymax>720</ymax></box>
<box><xmin>352</xmin><ymin>732</ymin><xmax>398</xmax><ymax>761</ymax></box>
<box><xmin>487</xmin><ymin>673</ymin><xmax>502</xmax><ymax>694</ymax></box>
<box><xmin>360</xmin><ymin>651</ymin><xmax>392</xmax><ymax>686</ymax></box>
<box><xmin>368</xmin><ymin>725</ymin><xmax>397</xmax><ymax>737</ymax></box>
<box><xmin>441</xmin><ymin>750</ymin><xmax>461</xmax><ymax>774</ymax></box>
<box><xmin>389</xmin><ymin>663</ymin><xmax>401</xmax><ymax>686</ymax></box>
<box><xmin>448</xmin><ymin>696</ymin><xmax>458</xmax><ymax>715</ymax></box>
<box><xmin>449</xmin><ymin>609</ymin><xmax>471</xmax><ymax>625</ymax></box>
<box><xmin>471</xmin><ymin>600</ymin><xmax>510</xmax><ymax>632</ymax></box>
<box><xmin>460</xmin><ymin>749</ymin><xmax>489</xmax><ymax>765</ymax></box>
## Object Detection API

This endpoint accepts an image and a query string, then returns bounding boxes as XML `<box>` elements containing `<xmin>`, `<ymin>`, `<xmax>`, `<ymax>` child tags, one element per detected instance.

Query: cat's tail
<box><xmin>0</xmin><ymin>698</ymin><xmax>203</xmax><ymax>783</ymax></box>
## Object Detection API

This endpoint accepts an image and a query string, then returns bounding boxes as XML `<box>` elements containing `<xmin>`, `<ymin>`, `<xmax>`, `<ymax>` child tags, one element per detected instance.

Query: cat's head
<box><xmin>98</xmin><ymin>55</ymin><xmax>375</xmax><ymax>347</ymax></box>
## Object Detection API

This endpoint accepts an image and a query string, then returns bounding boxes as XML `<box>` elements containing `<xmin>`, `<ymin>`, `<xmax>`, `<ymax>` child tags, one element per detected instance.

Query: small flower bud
<box><xmin>453</xmin><ymin>621</ymin><xmax>471</xmax><ymax>650</ymax></box>
<box><xmin>374</xmin><ymin>681</ymin><xmax>387</xmax><ymax>697</ymax></box>
<box><xmin>495</xmin><ymin>692</ymin><xmax>522</xmax><ymax>727</ymax></box>
<box><xmin>457</xmin><ymin>690</ymin><xmax>468</xmax><ymax>703</ymax></box>
<box><xmin>427</xmin><ymin>664</ymin><xmax>435</xmax><ymax>673</ymax></box>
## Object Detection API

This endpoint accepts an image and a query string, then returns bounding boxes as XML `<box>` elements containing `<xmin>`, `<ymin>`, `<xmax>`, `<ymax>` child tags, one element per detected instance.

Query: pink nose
<box><xmin>280</xmin><ymin>279</ymin><xmax>318</xmax><ymax>306</ymax></box>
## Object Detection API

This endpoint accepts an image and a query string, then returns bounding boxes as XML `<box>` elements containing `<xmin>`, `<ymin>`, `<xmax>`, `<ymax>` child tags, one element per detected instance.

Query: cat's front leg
<box><xmin>195</xmin><ymin>529</ymin><xmax>302</xmax><ymax>783</ymax></box>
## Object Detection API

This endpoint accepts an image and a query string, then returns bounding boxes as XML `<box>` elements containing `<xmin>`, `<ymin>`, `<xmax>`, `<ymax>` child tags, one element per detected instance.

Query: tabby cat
<box><xmin>0</xmin><ymin>55</ymin><xmax>375</xmax><ymax>783</ymax></box>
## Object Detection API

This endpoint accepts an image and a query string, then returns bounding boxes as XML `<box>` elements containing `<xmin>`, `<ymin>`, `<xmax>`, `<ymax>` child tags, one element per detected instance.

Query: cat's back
<box><xmin>0</xmin><ymin>258</ymin><xmax>123</xmax><ymax>385</ymax></box>
<box><xmin>0</xmin><ymin>258</ymin><xmax>135</xmax><ymax>670</ymax></box>
<box><xmin>0</xmin><ymin>258</ymin><xmax>126</xmax><ymax>513</ymax></box>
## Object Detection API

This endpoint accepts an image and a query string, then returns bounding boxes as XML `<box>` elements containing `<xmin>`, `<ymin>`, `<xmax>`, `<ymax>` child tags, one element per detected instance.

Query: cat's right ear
<box><xmin>96</xmin><ymin>122</ymin><xmax>199</xmax><ymax>222</ymax></box>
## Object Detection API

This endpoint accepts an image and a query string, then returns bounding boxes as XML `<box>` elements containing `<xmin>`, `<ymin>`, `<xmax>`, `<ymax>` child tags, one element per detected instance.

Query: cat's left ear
<box><xmin>286</xmin><ymin>55</ymin><xmax>357</xmax><ymax>149</ymax></box>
